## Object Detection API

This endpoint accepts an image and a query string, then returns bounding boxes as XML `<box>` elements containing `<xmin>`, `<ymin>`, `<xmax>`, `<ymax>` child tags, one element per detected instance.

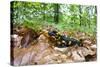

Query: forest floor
<box><xmin>11</xmin><ymin>26</ymin><xmax>97</xmax><ymax>66</ymax></box>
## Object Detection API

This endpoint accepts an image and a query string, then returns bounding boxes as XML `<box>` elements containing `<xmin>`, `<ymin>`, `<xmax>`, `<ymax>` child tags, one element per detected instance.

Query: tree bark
<box><xmin>95</xmin><ymin>6</ymin><xmax>97</xmax><ymax>14</ymax></box>
<box><xmin>54</xmin><ymin>4</ymin><xmax>59</xmax><ymax>24</ymax></box>
<box><xmin>79</xmin><ymin>5</ymin><xmax>82</xmax><ymax>26</ymax></box>
<box><xmin>43</xmin><ymin>3</ymin><xmax>46</xmax><ymax>21</ymax></box>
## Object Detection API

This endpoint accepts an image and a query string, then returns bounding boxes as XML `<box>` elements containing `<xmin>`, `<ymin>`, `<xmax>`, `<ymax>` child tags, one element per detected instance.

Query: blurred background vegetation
<box><xmin>11</xmin><ymin>1</ymin><xmax>97</xmax><ymax>36</ymax></box>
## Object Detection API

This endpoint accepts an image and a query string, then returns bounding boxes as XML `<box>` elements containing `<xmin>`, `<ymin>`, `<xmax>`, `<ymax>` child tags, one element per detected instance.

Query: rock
<box><xmin>81</xmin><ymin>47</ymin><xmax>96</xmax><ymax>56</ymax></box>
<box><xmin>71</xmin><ymin>50</ymin><xmax>85</xmax><ymax>62</ymax></box>
<box><xmin>65</xmin><ymin>58</ymin><xmax>73</xmax><ymax>63</ymax></box>
<box><xmin>54</xmin><ymin>47</ymin><xmax>68</xmax><ymax>53</ymax></box>
<box><xmin>85</xmin><ymin>54</ymin><xmax>96</xmax><ymax>61</ymax></box>
<box><xmin>13</xmin><ymin>55</ymin><xmax>23</xmax><ymax>66</ymax></box>
<box><xmin>11</xmin><ymin>34</ymin><xmax>22</xmax><ymax>48</ymax></box>
<box><xmin>90</xmin><ymin>45</ymin><xmax>97</xmax><ymax>49</ymax></box>
<box><xmin>12</xmin><ymin>32</ymin><xmax>96</xmax><ymax>65</ymax></box>
<box><xmin>82</xmin><ymin>39</ymin><xmax>92</xmax><ymax>45</ymax></box>
<box><xmin>38</xmin><ymin>34</ymin><xmax>49</xmax><ymax>43</ymax></box>
<box><xmin>20</xmin><ymin>52</ymin><xmax>31</xmax><ymax>65</ymax></box>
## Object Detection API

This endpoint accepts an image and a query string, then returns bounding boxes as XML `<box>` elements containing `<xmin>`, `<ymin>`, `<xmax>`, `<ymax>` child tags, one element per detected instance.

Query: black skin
<box><xmin>48</xmin><ymin>30</ymin><xmax>57</xmax><ymax>36</ymax></box>
<box><xmin>61</xmin><ymin>35</ymin><xmax>81</xmax><ymax>46</ymax></box>
<box><xmin>48</xmin><ymin>30</ymin><xmax>82</xmax><ymax>48</ymax></box>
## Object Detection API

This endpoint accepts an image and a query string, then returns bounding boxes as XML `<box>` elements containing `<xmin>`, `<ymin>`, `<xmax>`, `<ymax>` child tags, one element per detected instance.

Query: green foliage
<box><xmin>11</xmin><ymin>1</ymin><xmax>97</xmax><ymax>36</ymax></box>
<box><xmin>22</xmin><ymin>19</ymin><xmax>44</xmax><ymax>32</ymax></box>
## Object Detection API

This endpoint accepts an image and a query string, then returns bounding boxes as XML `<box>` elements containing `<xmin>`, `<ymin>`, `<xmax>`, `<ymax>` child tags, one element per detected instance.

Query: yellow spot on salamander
<box><xmin>68</xmin><ymin>41</ymin><xmax>71</xmax><ymax>45</ymax></box>
<box><xmin>62</xmin><ymin>40</ymin><xmax>66</xmax><ymax>43</ymax></box>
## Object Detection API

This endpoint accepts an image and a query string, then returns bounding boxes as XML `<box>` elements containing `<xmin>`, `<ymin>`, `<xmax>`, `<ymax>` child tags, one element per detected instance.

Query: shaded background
<box><xmin>11</xmin><ymin>1</ymin><xmax>97</xmax><ymax>36</ymax></box>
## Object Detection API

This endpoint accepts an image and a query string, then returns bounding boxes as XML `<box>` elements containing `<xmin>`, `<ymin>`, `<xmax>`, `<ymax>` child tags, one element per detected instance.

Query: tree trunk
<box><xmin>95</xmin><ymin>6</ymin><xmax>97</xmax><ymax>14</ymax></box>
<box><xmin>86</xmin><ymin>7</ymin><xmax>91</xmax><ymax>28</ymax></box>
<box><xmin>95</xmin><ymin>6</ymin><xmax>97</xmax><ymax>25</ymax></box>
<box><xmin>79</xmin><ymin>5</ymin><xmax>82</xmax><ymax>26</ymax></box>
<box><xmin>54</xmin><ymin>4</ymin><xmax>59</xmax><ymax>24</ymax></box>
<box><xmin>43</xmin><ymin>3</ymin><xmax>46</xmax><ymax>21</ymax></box>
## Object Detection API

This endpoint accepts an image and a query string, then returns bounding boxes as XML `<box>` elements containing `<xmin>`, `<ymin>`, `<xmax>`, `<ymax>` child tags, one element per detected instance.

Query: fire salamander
<box><xmin>48</xmin><ymin>30</ymin><xmax>82</xmax><ymax>48</ymax></box>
